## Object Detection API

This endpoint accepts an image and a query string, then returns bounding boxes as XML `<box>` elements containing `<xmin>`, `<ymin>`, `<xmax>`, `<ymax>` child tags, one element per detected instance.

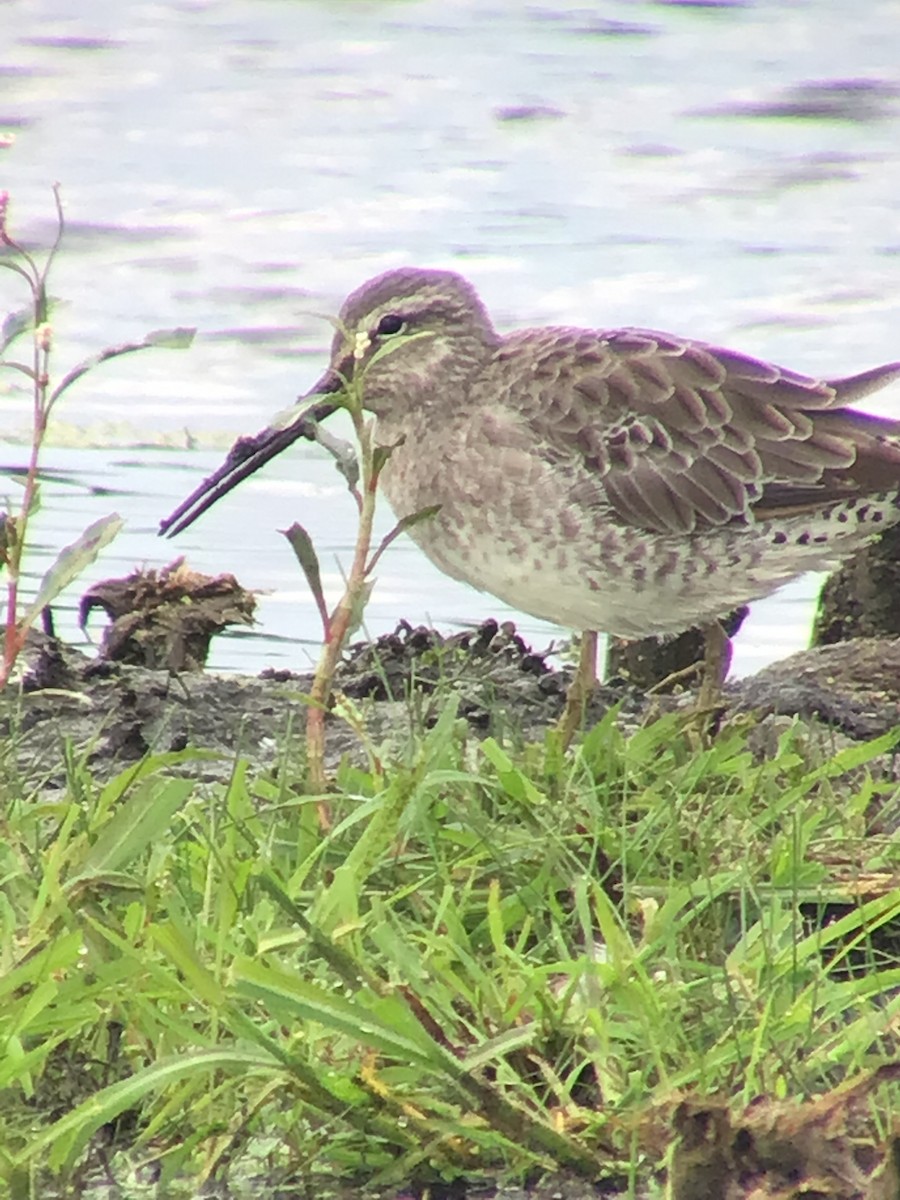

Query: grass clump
<box><xmin>0</xmin><ymin>705</ymin><xmax>898</xmax><ymax>1196</ymax></box>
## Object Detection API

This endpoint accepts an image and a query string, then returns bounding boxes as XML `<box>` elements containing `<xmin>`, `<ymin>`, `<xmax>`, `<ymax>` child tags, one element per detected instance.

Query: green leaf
<box><xmin>0</xmin><ymin>511</ymin><xmax>11</xmax><ymax>567</ymax></box>
<box><xmin>819</xmin><ymin>727</ymin><xmax>900</xmax><ymax>774</ymax></box>
<box><xmin>393</xmin><ymin>503</ymin><xmax>441</xmax><ymax>534</ymax></box>
<box><xmin>268</xmin><ymin>386</ymin><xmax>344</xmax><ymax>432</ymax></box>
<box><xmin>364</xmin><ymin>327</ymin><xmax>434</xmax><ymax>371</ymax></box>
<box><xmin>481</xmin><ymin>738</ymin><xmax>547</xmax><ymax>807</ymax></box>
<box><xmin>20</xmin><ymin>512</ymin><xmax>122</xmax><ymax>626</ymax></box>
<box><xmin>149</xmin><ymin>920</ymin><xmax>225</xmax><ymax>1006</ymax></box>
<box><xmin>371</xmin><ymin>441</ymin><xmax>398</xmax><ymax>478</ymax></box>
<box><xmin>0</xmin><ymin>930</ymin><xmax>83</xmax><ymax>1006</ymax></box>
<box><xmin>66</xmin><ymin>777</ymin><xmax>194</xmax><ymax>883</ymax></box>
<box><xmin>0</xmin><ymin>258</ymin><xmax>37</xmax><ymax>288</ymax></box>
<box><xmin>22</xmin><ymin>1049</ymin><xmax>279</xmax><ymax>1172</ymax></box>
<box><xmin>462</xmin><ymin>1025</ymin><xmax>538</xmax><ymax>1071</ymax></box>
<box><xmin>232</xmin><ymin>958</ymin><xmax>445</xmax><ymax>1069</ymax></box>
<box><xmin>96</xmin><ymin>748</ymin><xmax>219</xmax><ymax>809</ymax></box>
<box><xmin>63</xmin><ymin>871</ymin><xmax>144</xmax><ymax>897</ymax></box>
<box><xmin>282</xmin><ymin>522</ymin><xmax>329</xmax><ymax>631</ymax></box>
<box><xmin>367</xmin><ymin>504</ymin><xmax>441</xmax><ymax>571</ymax></box>
<box><xmin>142</xmin><ymin>326</ymin><xmax>196</xmax><ymax>349</ymax></box>
<box><xmin>48</xmin><ymin>327</ymin><xmax>197</xmax><ymax>407</ymax></box>
<box><xmin>0</xmin><ymin>303</ymin><xmax>36</xmax><ymax>355</ymax></box>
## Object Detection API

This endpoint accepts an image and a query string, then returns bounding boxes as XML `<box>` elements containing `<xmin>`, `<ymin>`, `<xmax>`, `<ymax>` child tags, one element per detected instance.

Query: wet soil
<box><xmin>6</xmin><ymin>620</ymin><xmax>900</xmax><ymax>795</ymax></box>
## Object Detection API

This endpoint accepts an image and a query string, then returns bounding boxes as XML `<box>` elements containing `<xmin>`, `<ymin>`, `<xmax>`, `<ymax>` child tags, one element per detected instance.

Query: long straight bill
<box><xmin>159</xmin><ymin>394</ymin><xmax>338</xmax><ymax>538</ymax></box>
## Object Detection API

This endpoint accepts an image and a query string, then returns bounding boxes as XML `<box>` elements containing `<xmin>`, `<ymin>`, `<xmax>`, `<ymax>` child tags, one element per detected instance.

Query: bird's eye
<box><xmin>375</xmin><ymin>313</ymin><xmax>405</xmax><ymax>337</ymax></box>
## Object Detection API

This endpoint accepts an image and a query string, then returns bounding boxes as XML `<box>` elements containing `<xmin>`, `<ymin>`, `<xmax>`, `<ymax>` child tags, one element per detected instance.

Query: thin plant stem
<box><xmin>0</xmin><ymin>188</ymin><xmax>191</xmax><ymax>688</ymax></box>
<box><xmin>305</xmin><ymin>410</ymin><xmax>380</xmax><ymax>799</ymax></box>
<box><xmin>0</xmin><ymin>217</ymin><xmax>52</xmax><ymax>687</ymax></box>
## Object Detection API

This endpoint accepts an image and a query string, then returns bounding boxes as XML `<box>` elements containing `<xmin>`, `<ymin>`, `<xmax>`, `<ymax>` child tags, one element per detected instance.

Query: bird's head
<box><xmin>323</xmin><ymin>266</ymin><xmax>499</xmax><ymax>418</ymax></box>
<box><xmin>159</xmin><ymin>267</ymin><xmax>499</xmax><ymax>537</ymax></box>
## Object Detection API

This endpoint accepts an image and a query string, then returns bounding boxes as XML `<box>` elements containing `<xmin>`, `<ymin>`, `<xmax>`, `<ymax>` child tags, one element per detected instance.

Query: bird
<box><xmin>160</xmin><ymin>267</ymin><xmax>900</xmax><ymax>722</ymax></box>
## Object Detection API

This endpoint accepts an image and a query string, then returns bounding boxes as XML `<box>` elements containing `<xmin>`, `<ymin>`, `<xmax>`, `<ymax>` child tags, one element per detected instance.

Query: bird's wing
<box><xmin>506</xmin><ymin>327</ymin><xmax>900</xmax><ymax>536</ymax></box>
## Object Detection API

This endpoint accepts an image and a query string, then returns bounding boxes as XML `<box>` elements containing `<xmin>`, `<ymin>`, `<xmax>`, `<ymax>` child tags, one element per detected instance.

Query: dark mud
<box><xmin>6</xmin><ymin>620</ymin><xmax>900</xmax><ymax>795</ymax></box>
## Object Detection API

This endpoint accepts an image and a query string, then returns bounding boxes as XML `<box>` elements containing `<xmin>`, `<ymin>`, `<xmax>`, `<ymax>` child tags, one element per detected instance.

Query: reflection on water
<box><xmin>695</xmin><ymin>78</ymin><xmax>900</xmax><ymax>122</ymax></box>
<box><xmin>1</xmin><ymin>0</ymin><xmax>898</xmax><ymax>678</ymax></box>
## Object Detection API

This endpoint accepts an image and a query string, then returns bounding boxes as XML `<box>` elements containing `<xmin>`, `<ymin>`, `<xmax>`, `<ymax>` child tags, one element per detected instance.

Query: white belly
<box><xmin>400</xmin><ymin>505</ymin><xmax>891</xmax><ymax>639</ymax></box>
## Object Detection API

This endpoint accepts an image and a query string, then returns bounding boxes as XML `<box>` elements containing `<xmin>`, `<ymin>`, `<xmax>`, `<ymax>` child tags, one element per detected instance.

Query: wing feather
<box><xmin>503</xmin><ymin>327</ymin><xmax>900</xmax><ymax>535</ymax></box>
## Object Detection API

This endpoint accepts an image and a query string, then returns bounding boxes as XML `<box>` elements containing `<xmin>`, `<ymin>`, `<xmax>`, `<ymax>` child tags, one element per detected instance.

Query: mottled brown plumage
<box><xmin>161</xmin><ymin>267</ymin><xmax>900</xmax><ymax>653</ymax></box>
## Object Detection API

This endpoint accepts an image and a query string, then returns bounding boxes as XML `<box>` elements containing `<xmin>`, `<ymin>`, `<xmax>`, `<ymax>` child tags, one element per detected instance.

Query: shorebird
<box><xmin>160</xmin><ymin>268</ymin><xmax>900</xmax><ymax>718</ymax></box>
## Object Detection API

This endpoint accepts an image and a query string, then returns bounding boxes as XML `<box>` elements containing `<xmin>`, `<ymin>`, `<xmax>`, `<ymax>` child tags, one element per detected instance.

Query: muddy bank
<box><xmin>6</xmin><ymin>621</ymin><xmax>900</xmax><ymax>792</ymax></box>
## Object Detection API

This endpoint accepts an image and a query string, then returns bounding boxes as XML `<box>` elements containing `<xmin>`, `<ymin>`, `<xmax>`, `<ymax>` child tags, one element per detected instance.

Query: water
<box><xmin>1</xmin><ymin>0</ymin><xmax>899</xmax><ymax>677</ymax></box>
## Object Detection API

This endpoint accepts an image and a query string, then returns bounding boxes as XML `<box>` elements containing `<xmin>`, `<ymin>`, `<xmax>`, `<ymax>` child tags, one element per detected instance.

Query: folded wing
<box><xmin>517</xmin><ymin>327</ymin><xmax>900</xmax><ymax>535</ymax></box>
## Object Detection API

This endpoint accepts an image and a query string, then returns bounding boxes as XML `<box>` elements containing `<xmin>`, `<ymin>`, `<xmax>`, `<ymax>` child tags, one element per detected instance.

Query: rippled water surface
<box><xmin>2</xmin><ymin>0</ymin><xmax>899</xmax><ymax>675</ymax></box>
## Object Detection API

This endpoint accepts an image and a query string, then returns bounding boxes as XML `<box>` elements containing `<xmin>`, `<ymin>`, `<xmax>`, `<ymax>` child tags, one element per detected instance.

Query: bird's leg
<box><xmin>558</xmin><ymin>630</ymin><xmax>598</xmax><ymax>746</ymax></box>
<box><xmin>696</xmin><ymin>620</ymin><xmax>732</xmax><ymax>710</ymax></box>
